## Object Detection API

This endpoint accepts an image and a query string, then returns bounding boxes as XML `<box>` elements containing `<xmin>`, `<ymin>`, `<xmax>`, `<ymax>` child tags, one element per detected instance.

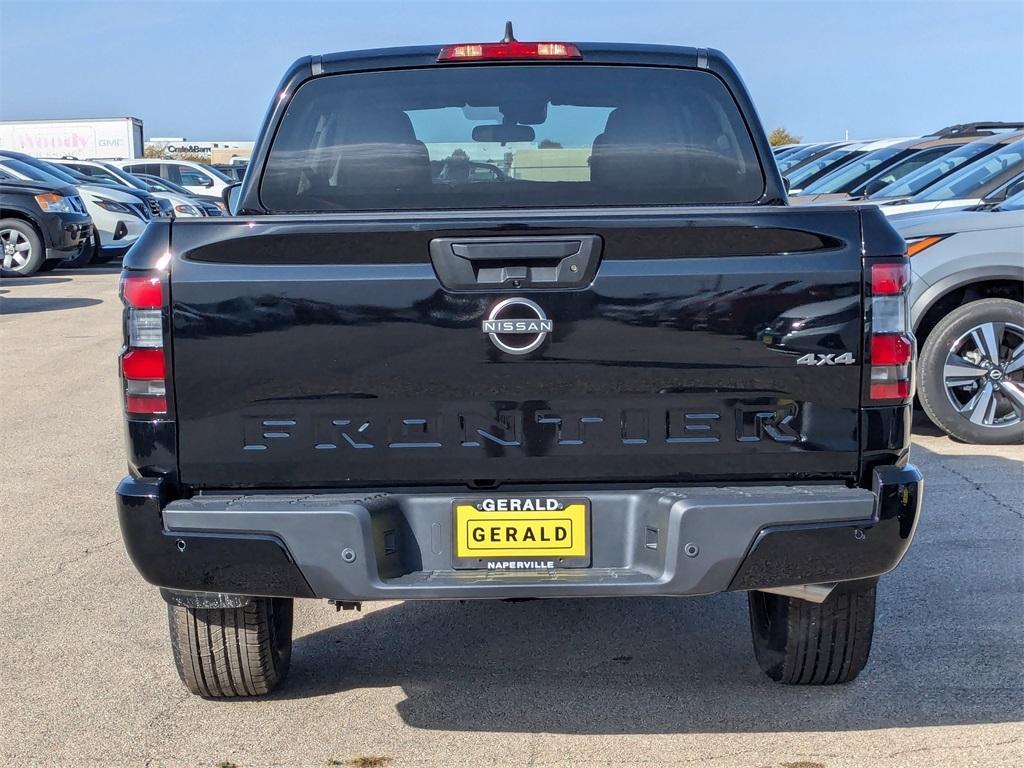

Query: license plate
<box><xmin>452</xmin><ymin>498</ymin><xmax>590</xmax><ymax>569</ymax></box>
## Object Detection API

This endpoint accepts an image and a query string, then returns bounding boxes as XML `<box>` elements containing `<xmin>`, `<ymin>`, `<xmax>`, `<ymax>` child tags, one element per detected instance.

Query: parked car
<box><xmin>212</xmin><ymin>163</ymin><xmax>247</xmax><ymax>181</ymax></box>
<box><xmin>0</xmin><ymin>178</ymin><xmax>90</xmax><ymax>276</ymax></box>
<box><xmin>882</xmin><ymin>138</ymin><xmax>1024</xmax><ymax>217</ymax></box>
<box><xmin>117</xmin><ymin>36</ymin><xmax>921</xmax><ymax>698</ymax></box>
<box><xmin>48</xmin><ymin>159</ymin><xmax>199</xmax><ymax>218</ymax></box>
<box><xmin>112</xmin><ymin>159</ymin><xmax>234</xmax><ymax>196</ymax></box>
<box><xmin>791</xmin><ymin>133</ymin><xmax>987</xmax><ymax>205</ymax></box>
<box><xmin>0</xmin><ymin>153</ymin><xmax>150</xmax><ymax>266</ymax></box>
<box><xmin>865</xmin><ymin>130</ymin><xmax>1024</xmax><ymax>204</ymax></box>
<box><xmin>772</xmin><ymin>143</ymin><xmax>810</xmax><ymax>157</ymax></box>
<box><xmin>776</xmin><ymin>141</ymin><xmax>850</xmax><ymax>174</ymax></box>
<box><xmin>894</xmin><ymin>191</ymin><xmax>1024</xmax><ymax>444</ymax></box>
<box><xmin>786</xmin><ymin>138</ymin><xmax>910</xmax><ymax>194</ymax></box>
<box><xmin>132</xmin><ymin>173</ymin><xmax>225</xmax><ymax>216</ymax></box>
<box><xmin>431</xmin><ymin>159</ymin><xmax>509</xmax><ymax>183</ymax></box>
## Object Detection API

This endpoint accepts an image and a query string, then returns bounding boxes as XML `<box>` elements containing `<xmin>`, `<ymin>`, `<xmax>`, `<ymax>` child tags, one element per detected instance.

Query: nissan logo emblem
<box><xmin>481</xmin><ymin>297</ymin><xmax>553</xmax><ymax>355</ymax></box>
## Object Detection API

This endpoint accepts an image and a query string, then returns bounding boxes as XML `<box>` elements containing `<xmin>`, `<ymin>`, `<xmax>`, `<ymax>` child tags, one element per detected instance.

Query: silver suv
<box><xmin>893</xmin><ymin>190</ymin><xmax>1024</xmax><ymax>444</ymax></box>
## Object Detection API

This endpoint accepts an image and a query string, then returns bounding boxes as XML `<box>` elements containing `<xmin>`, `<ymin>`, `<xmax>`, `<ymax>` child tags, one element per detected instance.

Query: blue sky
<box><xmin>1</xmin><ymin>0</ymin><xmax>1021</xmax><ymax>142</ymax></box>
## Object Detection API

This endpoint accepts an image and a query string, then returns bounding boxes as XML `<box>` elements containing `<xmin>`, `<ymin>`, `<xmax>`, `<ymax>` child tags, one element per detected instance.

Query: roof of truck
<box><xmin>309</xmin><ymin>41</ymin><xmax>720</xmax><ymax>76</ymax></box>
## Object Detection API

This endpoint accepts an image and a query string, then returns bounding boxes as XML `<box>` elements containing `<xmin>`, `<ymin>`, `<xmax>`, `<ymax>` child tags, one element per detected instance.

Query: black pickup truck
<box><xmin>117</xmin><ymin>33</ymin><xmax>923</xmax><ymax>697</ymax></box>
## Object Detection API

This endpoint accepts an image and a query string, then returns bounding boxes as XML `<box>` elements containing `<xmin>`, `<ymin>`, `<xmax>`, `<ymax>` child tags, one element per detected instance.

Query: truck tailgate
<box><xmin>169</xmin><ymin>209</ymin><xmax>867</xmax><ymax>488</ymax></box>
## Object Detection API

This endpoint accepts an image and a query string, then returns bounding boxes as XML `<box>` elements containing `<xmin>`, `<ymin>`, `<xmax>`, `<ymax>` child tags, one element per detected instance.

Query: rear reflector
<box><xmin>121</xmin><ymin>275</ymin><xmax>163</xmax><ymax>309</ymax></box>
<box><xmin>870</xmin><ymin>379</ymin><xmax>912</xmax><ymax>400</ymax></box>
<box><xmin>125</xmin><ymin>395</ymin><xmax>168</xmax><ymax>415</ymax></box>
<box><xmin>870</xmin><ymin>263</ymin><xmax>910</xmax><ymax>296</ymax></box>
<box><xmin>438</xmin><ymin>41</ymin><xmax>581</xmax><ymax>62</ymax></box>
<box><xmin>121</xmin><ymin>348</ymin><xmax>166</xmax><ymax>380</ymax></box>
<box><xmin>871</xmin><ymin>334</ymin><xmax>913</xmax><ymax>366</ymax></box>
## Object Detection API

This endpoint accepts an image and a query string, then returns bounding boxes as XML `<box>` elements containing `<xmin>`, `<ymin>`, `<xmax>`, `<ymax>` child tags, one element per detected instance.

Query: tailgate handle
<box><xmin>430</xmin><ymin>235</ymin><xmax>602</xmax><ymax>291</ymax></box>
<box><xmin>451</xmin><ymin>241</ymin><xmax>581</xmax><ymax>260</ymax></box>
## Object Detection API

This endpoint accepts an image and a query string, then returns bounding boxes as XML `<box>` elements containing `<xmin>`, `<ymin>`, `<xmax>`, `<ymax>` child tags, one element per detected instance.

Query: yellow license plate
<box><xmin>453</xmin><ymin>499</ymin><xmax>589</xmax><ymax>568</ymax></box>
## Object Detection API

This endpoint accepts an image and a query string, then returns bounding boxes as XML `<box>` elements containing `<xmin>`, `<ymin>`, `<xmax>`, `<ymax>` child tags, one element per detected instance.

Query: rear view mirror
<box><xmin>223</xmin><ymin>182</ymin><xmax>241</xmax><ymax>214</ymax></box>
<box><xmin>472</xmin><ymin>123</ymin><xmax>535</xmax><ymax>144</ymax></box>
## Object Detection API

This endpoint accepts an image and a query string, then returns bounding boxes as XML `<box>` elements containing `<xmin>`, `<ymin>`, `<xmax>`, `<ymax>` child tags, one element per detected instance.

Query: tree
<box><xmin>538</xmin><ymin>139</ymin><xmax>563</xmax><ymax>149</ymax></box>
<box><xmin>768</xmin><ymin>127</ymin><xmax>801</xmax><ymax>147</ymax></box>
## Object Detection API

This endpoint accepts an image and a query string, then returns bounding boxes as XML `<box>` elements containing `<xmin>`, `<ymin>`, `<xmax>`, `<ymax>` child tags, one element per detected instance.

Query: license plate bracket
<box><xmin>452</xmin><ymin>497</ymin><xmax>591</xmax><ymax>570</ymax></box>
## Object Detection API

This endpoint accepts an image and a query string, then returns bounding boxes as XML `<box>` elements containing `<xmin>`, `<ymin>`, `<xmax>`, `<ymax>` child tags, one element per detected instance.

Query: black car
<box><xmin>0</xmin><ymin>177</ymin><xmax>90</xmax><ymax>276</ymax></box>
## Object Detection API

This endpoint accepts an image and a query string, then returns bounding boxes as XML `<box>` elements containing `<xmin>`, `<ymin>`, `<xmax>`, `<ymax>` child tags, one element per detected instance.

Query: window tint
<box><xmin>125</xmin><ymin>163</ymin><xmax>160</xmax><ymax>177</ymax></box>
<box><xmin>914</xmin><ymin>140</ymin><xmax>1024</xmax><ymax>201</ymax></box>
<box><xmin>874</xmin><ymin>139</ymin><xmax>1000</xmax><ymax>198</ymax></box>
<box><xmin>63</xmin><ymin>162</ymin><xmax>95</xmax><ymax>175</ymax></box>
<box><xmin>777</xmin><ymin>143</ymin><xmax>834</xmax><ymax>172</ymax></box>
<box><xmin>178</xmin><ymin>167</ymin><xmax>213</xmax><ymax>187</ymax></box>
<box><xmin>786</xmin><ymin>148</ymin><xmax>862</xmax><ymax>189</ymax></box>
<box><xmin>802</xmin><ymin>146</ymin><xmax>905</xmax><ymax>194</ymax></box>
<box><xmin>261</xmin><ymin>65</ymin><xmax>765</xmax><ymax>212</ymax></box>
<box><xmin>854</xmin><ymin>146</ymin><xmax>952</xmax><ymax>191</ymax></box>
<box><xmin>0</xmin><ymin>158</ymin><xmax>64</xmax><ymax>183</ymax></box>
<box><xmin>74</xmin><ymin>164</ymin><xmax>122</xmax><ymax>184</ymax></box>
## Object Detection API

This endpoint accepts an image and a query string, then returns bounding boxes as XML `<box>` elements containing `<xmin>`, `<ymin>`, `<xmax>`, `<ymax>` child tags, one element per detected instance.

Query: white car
<box><xmin>0</xmin><ymin>155</ymin><xmax>149</xmax><ymax>264</ymax></box>
<box><xmin>881</xmin><ymin>137</ymin><xmax>1024</xmax><ymax>217</ymax></box>
<box><xmin>50</xmin><ymin>159</ymin><xmax>205</xmax><ymax>218</ymax></box>
<box><xmin>112</xmin><ymin>159</ymin><xmax>233</xmax><ymax>197</ymax></box>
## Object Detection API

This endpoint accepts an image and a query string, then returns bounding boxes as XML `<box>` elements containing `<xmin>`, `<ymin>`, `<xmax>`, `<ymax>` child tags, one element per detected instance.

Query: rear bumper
<box><xmin>117</xmin><ymin>466</ymin><xmax>922</xmax><ymax>602</ymax></box>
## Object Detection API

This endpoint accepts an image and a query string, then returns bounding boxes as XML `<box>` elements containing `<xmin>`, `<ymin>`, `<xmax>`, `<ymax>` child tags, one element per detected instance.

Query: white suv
<box><xmin>113</xmin><ymin>159</ymin><xmax>233</xmax><ymax>197</ymax></box>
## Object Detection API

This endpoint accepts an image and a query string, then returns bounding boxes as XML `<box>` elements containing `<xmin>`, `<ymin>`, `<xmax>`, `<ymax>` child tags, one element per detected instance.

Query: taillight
<box><xmin>868</xmin><ymin>261</ymin><xmax>915</xmax><ymax>402</ymax></box>
<box><xmin>120</xmin><ymin>272</ymin><xmax>168</xmax><ymax>416</ymax></box>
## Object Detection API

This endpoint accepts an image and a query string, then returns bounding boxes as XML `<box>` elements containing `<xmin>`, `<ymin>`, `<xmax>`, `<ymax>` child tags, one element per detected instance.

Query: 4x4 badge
<box><xmin>796</xmin><ymin>352</ymin><xmax>856</xmax><ymax>366</ymax></box>
<box><xmin>482</xmin><ymin>297</ymin><xmax>553</xmax><ymax>355</ymax></box>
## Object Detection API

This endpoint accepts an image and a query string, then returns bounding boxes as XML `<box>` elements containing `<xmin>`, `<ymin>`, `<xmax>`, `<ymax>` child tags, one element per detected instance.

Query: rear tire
<box><xmin>167</xmin><ymin>597</ymin><xmax>293</xmax><ymax>698</ymax></box>
<box><xmin>748</xmin><ymin>579</ymin><xmax>876</xmax><ymax>684</ymax></box>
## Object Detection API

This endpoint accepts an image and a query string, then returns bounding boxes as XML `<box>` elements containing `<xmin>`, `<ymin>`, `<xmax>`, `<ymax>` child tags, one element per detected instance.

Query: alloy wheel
<box><xmin>943</xmin><ymin>321</ymin><xmax>1024</xmax><ymax>429</ymax></box>
<box><xmin>1</xmin><ymin>228</ymin><xmax>33</xmax><ymax>270</ymax></box>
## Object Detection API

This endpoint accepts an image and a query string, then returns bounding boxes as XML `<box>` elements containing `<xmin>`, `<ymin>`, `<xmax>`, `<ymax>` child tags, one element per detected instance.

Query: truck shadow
<box><xmin>0</xmin><ymin>296</ymin><xmax>102</xmax><ymax>315</ymax></box>
<box><xmin>281</xmin><ymin>442</ymin><xmax>1023</xmax><ymax>734</ymax></box>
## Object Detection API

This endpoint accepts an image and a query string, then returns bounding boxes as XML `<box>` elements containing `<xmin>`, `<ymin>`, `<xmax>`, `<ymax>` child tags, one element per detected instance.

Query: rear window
<box><xmin>260</xmin><ymin>65</ymin><xmax>765</xmax><ymax>212</ymax></box>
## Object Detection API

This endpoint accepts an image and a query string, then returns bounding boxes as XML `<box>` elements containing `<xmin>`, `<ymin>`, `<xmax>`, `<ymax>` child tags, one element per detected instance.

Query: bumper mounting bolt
<box><xmin>341</xmin><ymin>547</ymin><xmax>357</xmax><ymax>563</ymax></box>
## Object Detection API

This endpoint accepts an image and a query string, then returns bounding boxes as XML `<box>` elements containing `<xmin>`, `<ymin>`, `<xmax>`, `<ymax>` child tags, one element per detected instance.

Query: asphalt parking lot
<box><xmin>1</xmin><ymin>267</ymin><xmax>1022</xmax><ymax>768</ymax></box>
